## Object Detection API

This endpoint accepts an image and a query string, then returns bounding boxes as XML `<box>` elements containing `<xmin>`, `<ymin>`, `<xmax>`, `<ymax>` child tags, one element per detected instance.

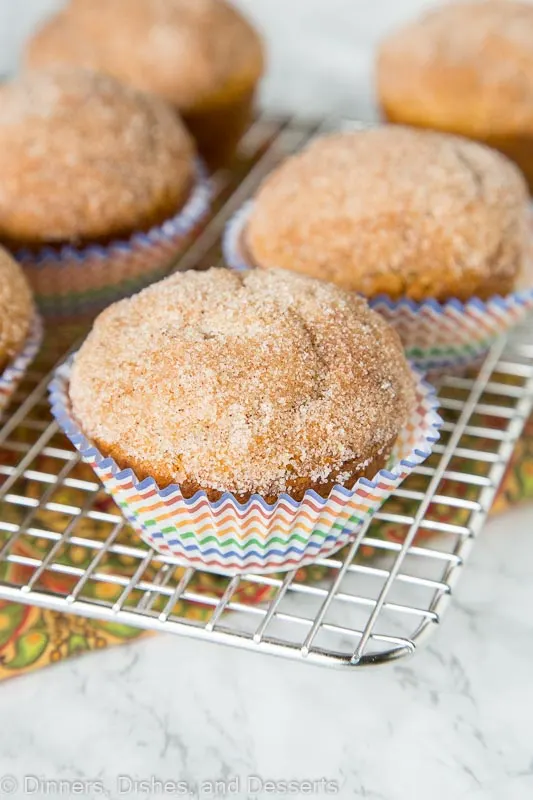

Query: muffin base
<box><xmin>476</xmin><ymin>134</ymin><xmax>533</xmax><ymax>196</ymax></box>
<box><xmin>181</xmin><ymin>86</ymin><xmax>257</xmax><ymax>171</ymax></box>
<box><xmin>77</xmin><ymin>437</ymin><xmax>396</xmax><ymax>505</ymax></box>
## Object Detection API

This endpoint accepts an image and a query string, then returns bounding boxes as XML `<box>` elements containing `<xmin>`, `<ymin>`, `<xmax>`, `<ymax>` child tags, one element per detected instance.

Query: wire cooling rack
<box><xmin>0</xmin><ymin>115</ymin><xmax>532</xmax><ymax>668</ymax></box>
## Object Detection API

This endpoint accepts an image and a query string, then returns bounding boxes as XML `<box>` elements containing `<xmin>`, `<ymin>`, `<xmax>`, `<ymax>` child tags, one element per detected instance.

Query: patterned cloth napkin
<box><xmin>0</xmin><ymin>409</ymin><xmax>531</xmax><ymax>680</ymax></box>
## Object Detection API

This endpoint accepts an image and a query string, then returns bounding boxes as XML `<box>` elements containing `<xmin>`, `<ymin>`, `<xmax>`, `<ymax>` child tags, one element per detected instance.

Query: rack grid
<box><xmin>0</xmin><ymin>115</ymin><xmax>531</xmax><ymax>668</ymax></box>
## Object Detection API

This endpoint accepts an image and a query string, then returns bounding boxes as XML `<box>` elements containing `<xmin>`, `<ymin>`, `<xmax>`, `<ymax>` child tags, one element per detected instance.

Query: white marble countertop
<box><xmin>0</xmin><ymin>2</ymin><xmax>532</xmax><ymax>798</ymax></box>
<box><xmin>0</xmin><ymin>504</ymin><xmax>531</xmax><ymax>800</ymax></box>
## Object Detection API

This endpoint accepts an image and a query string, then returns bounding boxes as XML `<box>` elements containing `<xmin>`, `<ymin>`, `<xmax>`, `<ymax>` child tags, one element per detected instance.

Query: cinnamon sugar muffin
<box><xmin>25</xmin><ymin>0</ymin><xmax>264</xmax><ymax>169</ymax></box>
<box><xmin>69</xmin><ymin>268</ymin><xmax>415</xmax><ymax>502</ymax></box>
<box><xmin>377</xmin><ymin>1</ymin><xmax>533</xmax><ymax>191</ymax></box>
<box><xmin>0</xmin><ymin>68</ymin><xmax>195</xmax><ymax>248</ymax></box>
<box><xmin>0</xmin><ymin>248</ymin><xmax>34</xmax><ymax>370</ymax></box>
<box><xmin>243</xmin><ymin>127</ymin><xmax>529</xmax><ymax>302</ymax></box>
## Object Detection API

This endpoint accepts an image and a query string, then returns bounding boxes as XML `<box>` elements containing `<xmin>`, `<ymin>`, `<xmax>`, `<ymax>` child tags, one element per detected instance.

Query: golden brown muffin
<box><xmin>0</xmin><ymin>68</ymin><xmax>195</xmax><ymax>249</ymax></box>
<box><xmin>0</xmin><ymin>248</ymin><xmax>34</xmax><ymax>369</ymax></box>
<box><xmin>69</xmin><ymin>267</ymin><xmax>415</xmax><ymax>502</ymax></box>
<box><xmin>25</xmin><ymin>0</ymin><xmax>264</xmax><ymax>169</ymax></box>
<box><xmin>245</xmin><ymin>127</ymin><xmax>529</xmax><ymax>302</ymax></box>
<box><xmin>377</xmin><ymin>1</ymin><xmax>533</xmax><ymax>191</ymax></box>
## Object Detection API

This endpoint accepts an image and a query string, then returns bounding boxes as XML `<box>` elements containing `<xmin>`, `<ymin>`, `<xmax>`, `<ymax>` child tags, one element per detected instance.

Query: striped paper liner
<box><xmin>16</xmin><ymin>162</ymin><xmax>212</xmax><ymax>320</ymax></box>
<box><xmin>368</xmin><ymin>293</ymin><xmax>533</xmax><ymax>372</ymax></box>
<box><xmin>49</xmin><ymin>359</ymin><xmax>441</xmax><ymax>575</ymax></box>
<box><xmin>223</xmin><ymin>202</ymin><xmax>533</xmax><ymax>372</ymax></box>
<box><xmin>0</xmin><ymin>315</ymin><xmax>43</xmax><ymax>414</ymax></box>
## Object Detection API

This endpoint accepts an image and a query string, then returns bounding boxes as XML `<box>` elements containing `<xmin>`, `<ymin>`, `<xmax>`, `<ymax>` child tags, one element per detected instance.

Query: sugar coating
<box><xmin>69</xmin><ymin>268</ymin><xmax>415</xmax><ymax>498</ymax></box>
<box><xmin>246</xmin><ymin>127</ymin><xmax>529</xmax><ymax>301</ymax></box>
<box><xmin>0</xmin><ymin>68</ymin><xmax>195</xmax><ymax>244</ymax></box>
<box><xmin>26</xmin><ymin>0</ymin><xmax>264</xmax><ymax>111</ymax></box>
<box><xmin>378</xmin><ymin>1</ymin><xmax>533</xmax><ymax>133</ymax></box>
<box><xmin>0</xmin><ymin>249</ymin><xmax>34</xmax><ymax>366</ymax></box>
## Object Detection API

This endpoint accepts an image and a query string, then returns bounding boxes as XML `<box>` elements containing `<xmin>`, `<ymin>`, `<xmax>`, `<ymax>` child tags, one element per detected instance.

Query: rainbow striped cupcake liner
<box><xmin>368</xmin><ymin>293</ymin><xmax>533</xmax><ymax>372</ymax></box>
<box><xmin>49</xmin><ymin>359</ymin><xmax>441</xmax><ymax>575</ymax></box>
<box><xmin>16</xmin><ymin>162</ymin><xmax>212</xmax><ymax>320</ymax></box>
<box><xmin>0</xmin><ymin>315</ymin><xmax>43</xmax><ymax>414</ymax></box>
<box><xmin>223</xmin><ymin>203</ymin><xmax>533</xmax><ymax>372</ymax></box>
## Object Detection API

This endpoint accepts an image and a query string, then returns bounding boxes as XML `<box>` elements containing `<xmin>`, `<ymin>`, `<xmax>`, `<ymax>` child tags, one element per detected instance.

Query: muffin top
<box><xmin>245</xmin><ymin>127</ymin><xmax>529</xmax><ymax>301</ymax></box>
<box><xmin>69</xmin><ymin>268</ymin><xmax>415</xmax><ymax>499</ymax></box>
<box><xmin>0</xmin><ymin>68</ymin><xmax>195</xmax><ymax>246</ymax></box>
<box><xmin>0</xmin><ymin>249</ymin><xmax>34</xmax><ymax>367</ymax></box>
<box><xmin>25</xmin><ymin>0</ymin><xmax>264</xmax><ymax>111</ymax></box>
<box><xmin>378</xmin><ymin>1</ymin><xmax>533</xmax><ymax>134</ymax></box>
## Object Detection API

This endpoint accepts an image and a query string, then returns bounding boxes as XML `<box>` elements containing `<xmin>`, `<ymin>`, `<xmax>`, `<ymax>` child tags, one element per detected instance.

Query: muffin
<box><xmin>0</xmin><ymin>68</ymin><xmax>210</xmax><ymax>316</ymax></box>
<box><xmin>377</xmin><ymin>1</ymin><xmax>533</xmax><ymax>191</ymax></box>
<box><xmin>0</xmin><ymin>67</ymin><xmax>195</xmax><ymax>249</ymax></box>
<box><xmin>68</xmin><ymin>268</ymin><xmax>416</xmax><ymax>503</ymax></box>
<box><xmin>0</xmin><ymin>248</ymin><xmax>41</xmax><ymax>413</ymax></box>
<box><xmin>25</xmin><ymin>0</ymin><xmax>265</xmax><ymax>169</ymax></box>
<box><xmin>239</xmin><ymin>127</ymin><xmax>529</xmax><ymax>302</ymax></box>
<box><xmin>0</xmin><ymin>249</ymin><xmax>34</xmax><ymax>371</ymax></box>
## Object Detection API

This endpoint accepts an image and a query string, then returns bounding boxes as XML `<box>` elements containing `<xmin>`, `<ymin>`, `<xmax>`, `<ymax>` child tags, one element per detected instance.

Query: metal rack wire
<box><xmin>0</xmin><ymin>115</ymin><xmax>532</xmax><ymax>668</ymax></box>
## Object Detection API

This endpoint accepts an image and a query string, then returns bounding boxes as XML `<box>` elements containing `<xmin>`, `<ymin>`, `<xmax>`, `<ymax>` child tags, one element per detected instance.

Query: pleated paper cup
<box><xmin>0</xmin><ymin>315</ymin><xmax>43</xmax><ymax>414</ymax></box>
<box><xmin>222</xmin><ymin>201</ymin><xmax>255</xmax><ymax>274</ymax></box>
<box><xmin>16</xmin><ymin>162</ymin><xmax>212</xmax><ymax>320</ymax></box>
<box><xmin>223</xmin><ymin>202</ymin><xmax>533</xmax><ymax>372</ymax></box>
<box><xmin>49</xmin><ymin>358</ymin><xmax>441</xmax><ymax>575</ymax></box>
<box><xmin>368</xmin><ymin>293</ymin><xmax>533</xmax><ymax>372</ymax></box>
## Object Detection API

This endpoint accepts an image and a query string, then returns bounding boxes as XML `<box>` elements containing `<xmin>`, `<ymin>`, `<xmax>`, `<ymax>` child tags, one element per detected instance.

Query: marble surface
<box><xmin>0</xmin><ymin>2</ymin><xmax>532</xmax><ymax>798</ymax></box>
<box><xmin>0</xmin><ymin>505</ymin><xmax>531</xmax><ymax>799</ymax></box>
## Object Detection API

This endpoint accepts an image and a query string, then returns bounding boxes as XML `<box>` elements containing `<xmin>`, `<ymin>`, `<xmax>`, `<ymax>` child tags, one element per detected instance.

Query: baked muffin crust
<box><xmin>0</xmin><ymin>249</ymin><xmax>34</xmax><ymax>368</ymax></box>
<box><xmin>69</xmin><ymin>267</ymin><xmax>415</xmax><ymax>500</ymax></box>
<box><xmin>377</xmin><ymin>1</ymin><xmax>533</xmax><ymax>138</ymax></box>
<box><xmin>25</xmin><ymin>0</ymin><xmax>264</xmax><ymax>112</ymax></box>
<box><xmin>0</xmin><ymin>68</ymin><xmax>195</xmax><ymax>246</ymax></box>
<box><xmin>246</xmin><ymin>127</ymin><xmax>529</xmax><ymax>301</ymax></box>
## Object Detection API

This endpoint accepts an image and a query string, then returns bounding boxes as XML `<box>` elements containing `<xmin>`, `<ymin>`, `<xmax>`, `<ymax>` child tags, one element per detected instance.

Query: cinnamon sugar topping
<box><xmin>26</xmin><ymin>0</ymin><xmax>264</xmax><ymax>110</ymax></box>
<box><xmin>0</xmin><ymin>68</ymin><xmax>195</xmax><ymax>245</ymax></box>
<box><xmin>69</xmin><ymin>268</ymin><xmax>415</xmax><ymax>498</ymax></box>
<box><xmin>246</xmin><ymin>127</ymin><xmax>529</xmax><ymax>301</ymax></box>
<box><xmin>380</xmin><ymin>1</ymin><xmax>533</xmax><ymax>84</ymax></box>
<box><xmin>0</xmin><ymin>249</ymin><xmax>34</xmax><ymax>365</ymax></box>
<box><xmin>378</xmin><ymin>2</ymin><xmax>533</xmax><ymax>135</ymax></box>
